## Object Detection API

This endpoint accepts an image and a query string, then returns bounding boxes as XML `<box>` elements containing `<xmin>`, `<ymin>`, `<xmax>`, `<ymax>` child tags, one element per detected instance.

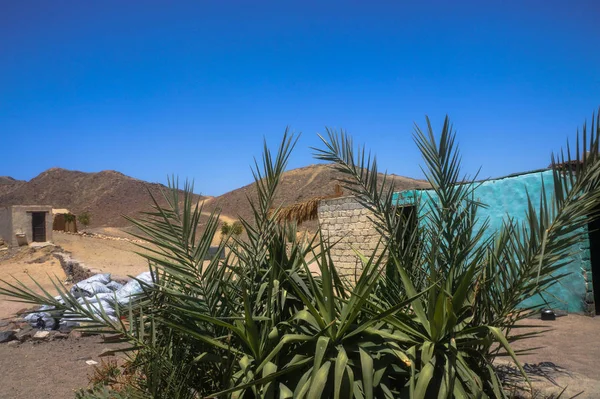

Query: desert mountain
<box><xmin>203</xmin><ymin>164</ymin><xmax>430</xmax><ymax>226</ymax></box>
<box><xmin>0</xmin><ymin>176</ymin><xmax>26</xmax><ymax>198</ymax></box>
<box><xmin>0</xmin><ymin>168</ymin><xmax>204</xmax><ymax>228</ymax></box>
<box><xmin>0</xmin><ymin>165</ymin><xmax>429</xmax><ymax>229</ymax></box>
<box><xmin>0</xmin><ymin>176</ymin><xmax>24</xmax><ymax>185</ymax></box>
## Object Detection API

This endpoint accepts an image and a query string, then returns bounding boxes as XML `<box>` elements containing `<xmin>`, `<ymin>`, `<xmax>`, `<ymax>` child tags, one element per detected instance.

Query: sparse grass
<box><xmin>76</xmin><ymin>358</ymin><xmax>138</xmax><ymax>399</ymax></box>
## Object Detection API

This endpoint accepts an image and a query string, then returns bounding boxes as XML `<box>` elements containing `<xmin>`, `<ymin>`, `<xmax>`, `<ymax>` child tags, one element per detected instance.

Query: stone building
<box><xmin>0</xmin><ymin>205</ymin><xmax>54</xmax><ymax>247</ymax></box>
<box><xmin>318</xmin><ymin>169</ymin><xmax>600</xmax><ymax>314</ymax></box>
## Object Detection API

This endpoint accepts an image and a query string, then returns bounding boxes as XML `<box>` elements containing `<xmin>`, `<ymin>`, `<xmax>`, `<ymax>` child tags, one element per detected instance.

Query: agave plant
<box><xmin>1</xmin><ymin>112</ymin><xmax>599</xmax><ymax>399</ymax></box>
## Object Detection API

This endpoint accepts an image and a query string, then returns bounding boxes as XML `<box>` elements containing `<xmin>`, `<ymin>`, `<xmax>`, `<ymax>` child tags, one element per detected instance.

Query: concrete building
<box><xmin>0</xmin><ymin>205</ymin><xmax>54</xmax><ymax>247</ymax></box>
<box><xmin>318</xmin><ymin>169</ymin><xmax>600</xmax><ymax>314</ymax></box>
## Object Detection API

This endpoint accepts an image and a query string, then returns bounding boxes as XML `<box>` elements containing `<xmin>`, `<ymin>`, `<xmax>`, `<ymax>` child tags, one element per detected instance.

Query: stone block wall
<box><xmin>317</xmin><ymin>196</ymin><xmax>383</xmax><ymax>281</ymax></box>
<box><xmin>579</xmin><ymin>226</ymin><xmax>596</xmax><ymax>314</ymax></box>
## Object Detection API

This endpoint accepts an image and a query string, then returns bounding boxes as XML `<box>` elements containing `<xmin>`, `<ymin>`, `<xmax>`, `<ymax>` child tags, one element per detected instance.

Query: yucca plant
<box><xmin>1</xmin><ymin>112</ymin><xmax>599</xmax><ymax>399</ymax></box>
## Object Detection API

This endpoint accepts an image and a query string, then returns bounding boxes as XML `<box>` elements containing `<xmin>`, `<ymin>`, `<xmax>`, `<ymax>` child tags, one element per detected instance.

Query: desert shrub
<box><xmin>88</xmin><ymin>359</ymin><xmax>122</xmax><ymax>387</ymax></box>
<box><xmin>2</xmin><ymin>114</ymin><xmax>600</xmax><ymax>398</ymax></box>
<box><xmin>64</xmin><ymin>213</ymin><xmax>76</xmax><ymax>223</ymax></box>
<box><xmin>75</xmin><ymin>359</ymin><xmax>137</xmax><ymax>399</ymax></box>
<box><xmin>75</xmin><ymin>385</ymin><xmax>136</xmax><ymax>399</ymax></box>
<box><xmin>78</xmin><ymin>211</ymin><xmax>91</xmax><ymax>228</ymax></box>
<box><xmin>221</xmin><ymin>220</ymin><xmax>244</xmax><ymax>237</ymax></box>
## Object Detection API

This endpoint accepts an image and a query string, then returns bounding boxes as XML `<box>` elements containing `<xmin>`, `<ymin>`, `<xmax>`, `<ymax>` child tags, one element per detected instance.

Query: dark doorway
<box><xmin>587</xmin><ymin>210</ymin><xmax>600</xmax><ymax>315</ymax></box>
<box><xmin>31</xmin><ymin>212</ymin><xmax>46</xmax><ymax>242</ymax></box>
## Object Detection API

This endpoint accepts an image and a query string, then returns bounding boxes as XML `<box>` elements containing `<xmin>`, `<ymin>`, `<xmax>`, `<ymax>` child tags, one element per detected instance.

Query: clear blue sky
<box><xmin>1</xmin><ymin>1</ymin><xmax>599</xmax><ymax>195</ymax></box>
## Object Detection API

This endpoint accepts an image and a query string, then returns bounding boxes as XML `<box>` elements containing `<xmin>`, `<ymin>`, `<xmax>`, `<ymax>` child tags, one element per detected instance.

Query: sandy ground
<box><xmin>54</xmin><ymin>230</ymin><xmax>150</xmax><ymax>279</ymax></box>
<box><xmin>507</xmin><ymin>315</ymin><xmax>600</xmax><ymax>397</ymax></box>
<box><xmin>0</xmin><ymin>335</ymin><xmax>122</xmax><ymax>399</ymax></box>
<box><xmin>0</xmin><ymin>245</ymin><xmax>67</xmax><ymax>319</ymax></box>
<box><xmin>513</xmin><ymin>315</ymin><xmax>600</xmax><ymax>380</ymax></box>
<box><xmin>0</xmin><ymin>233</ymin><xmax>600</xmax><ymax>397</ymax></box>
<box><xmin>0</xmin><ymin>231</ymin><xmax>150</xmax><ymax>319</ymax></box>
<box><xmin>0</xmin><ymin>234</ymin><xmax>145</xmax><ymax>398</ymax></box>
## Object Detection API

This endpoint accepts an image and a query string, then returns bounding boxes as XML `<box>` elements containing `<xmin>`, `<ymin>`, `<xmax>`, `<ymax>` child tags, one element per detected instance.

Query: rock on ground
<box><xmin>32</xmin><ymin>330</ymin><xmax>50</xmax><ymax>341</ymax></box>
<box><xmin>0</xmin><ymin>330</ymin><xmax>16</xmax><ymax>343</ymax></box>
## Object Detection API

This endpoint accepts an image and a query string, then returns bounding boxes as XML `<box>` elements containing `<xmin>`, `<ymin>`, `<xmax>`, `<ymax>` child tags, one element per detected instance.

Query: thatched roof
<box><xmin>274</xmin><ymin>184</ymin><xmax>343</xmax><ymax>225</ymax></box>
<box><xmin>275</xmin><ymin>197</ymin><xmax>324</xmax><ymax>225</ymax></box>
<box><xmin>52</xmin><ymin>208</ymin><xmax>72</xmax><ymax>215</ymax></box>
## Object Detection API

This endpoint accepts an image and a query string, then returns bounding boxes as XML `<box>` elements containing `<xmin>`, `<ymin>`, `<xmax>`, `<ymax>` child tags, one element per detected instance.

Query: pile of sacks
<box><xmin>23</xmin><ymin>272</ymin><xmax>154</xmax><ymax>331</ymax></box>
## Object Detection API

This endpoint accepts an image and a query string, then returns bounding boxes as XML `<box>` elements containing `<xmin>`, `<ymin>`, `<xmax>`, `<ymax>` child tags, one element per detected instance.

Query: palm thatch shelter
<box><xmin>275</xmin><ymin>184</ymin><xmax>343</xmax><ymax>225</ymax></box>
<box><xmin>52</xmin><ymin>209</ymin><xmax>78</xmax><ymax>233</ymax></box>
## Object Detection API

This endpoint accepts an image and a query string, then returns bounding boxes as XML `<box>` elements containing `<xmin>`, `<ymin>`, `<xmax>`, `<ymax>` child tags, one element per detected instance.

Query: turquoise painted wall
<box><xmin>393</xmin><ymin>170</ymin><xmax>592</xmax><ymax>313</ymax></box>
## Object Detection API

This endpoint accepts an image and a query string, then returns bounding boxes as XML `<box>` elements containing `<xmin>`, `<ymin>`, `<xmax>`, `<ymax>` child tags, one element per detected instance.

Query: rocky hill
<box><xmin>0</xmin><ymin>177</ymin><xmax>23</xmax><ymax>185</ymax></box>
<box><xmin>0</xmin><ymin>177</ymin><xmax>25</xmax><ymax>197</ymax></box>
<box><xmin>0</xmin><ymin>168</ymin><xmax>204</xmax><ymax>227</ymax></box>
<box><xmin>0</xmin><ymin>165</ymin><xmax>429</xmax><ymax>229</ymax></box>
<box><xmin>203</xmin><ymin>164</ymin><xmax>430</xmax><ymax>226</ymax></box>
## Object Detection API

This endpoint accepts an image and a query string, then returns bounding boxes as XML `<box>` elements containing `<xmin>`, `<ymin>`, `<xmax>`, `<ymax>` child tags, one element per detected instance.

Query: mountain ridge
<box><xmin>0</xmin><ymin>168</ymin><xmax>203</xmax><ymax>227</ymax></box>
<box><xmin>0</xmin><ymin>165</ymin><xmax>429</xmax><ymax>228</ymax></box>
